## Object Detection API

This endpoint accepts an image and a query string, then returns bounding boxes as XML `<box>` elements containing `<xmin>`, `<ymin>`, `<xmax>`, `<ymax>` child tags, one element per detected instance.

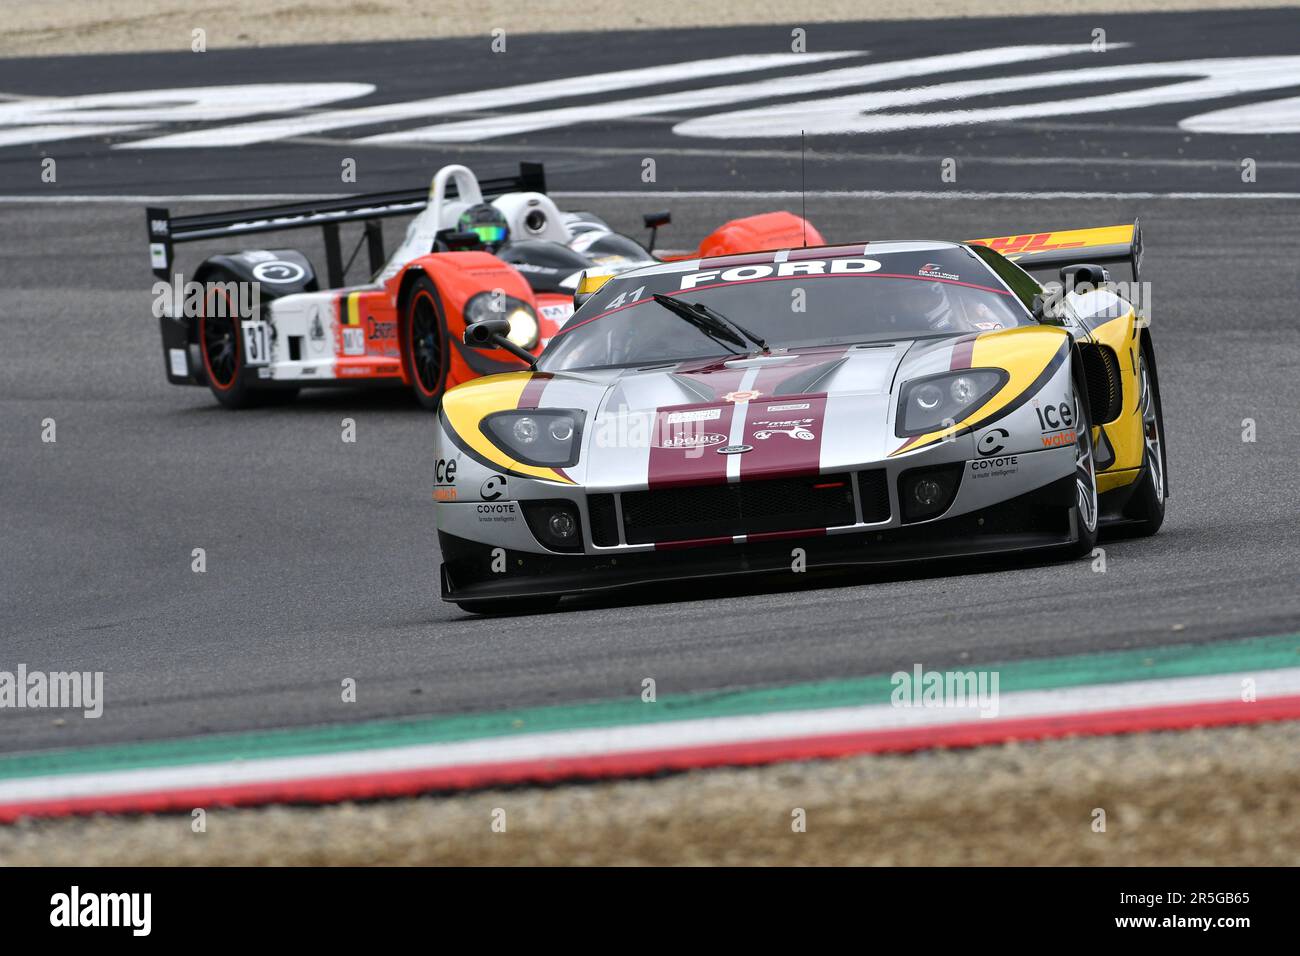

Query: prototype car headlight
<box><xmin>464</xmin><ymin>292</ymin><xmax>539</xmax><ymax>350</ymax></box>
<box><xmin>481</xmin><ymin>409</ymin><xmax>585</xmax><ymax>467</ymax></box>
<box><xmin>896</xmin><ymin>369</ymin><xmax>1008</xmax><ymax>437</ymax></box>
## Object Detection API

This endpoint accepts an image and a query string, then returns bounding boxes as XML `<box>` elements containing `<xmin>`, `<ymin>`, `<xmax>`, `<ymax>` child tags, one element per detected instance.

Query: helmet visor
<box><xmin>468</xmin><ymin>223</ymin><xmax>507</xmax><ymax>246</ymax></box>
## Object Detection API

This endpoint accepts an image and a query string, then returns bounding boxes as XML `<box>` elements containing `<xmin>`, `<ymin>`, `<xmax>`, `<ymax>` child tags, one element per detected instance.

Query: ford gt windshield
<box><xmin>539</xmin><ymin>247</ymin><xmax>1031</xmax><ymax>372</ymax></box>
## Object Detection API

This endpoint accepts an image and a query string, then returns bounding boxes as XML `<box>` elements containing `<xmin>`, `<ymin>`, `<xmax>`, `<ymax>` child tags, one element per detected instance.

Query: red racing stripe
<box><xmin>740</xmin><ymin>394</ymin><xmax>827</xmax><ymax>481</ymax></box>
<box><xmin>949</xmin><ymin>333</ymin><xmax>978</xmax><ymax>371</ymax></box>
<box><xmin>736</xmin><ymin>347</ymin><xmax>849</xmax><ymax>481</ymax></box>
<box><xmin>655</xmin><ymin>535</ymin><xmax>735</xmax><ymax>550</ymax></box>
<box><xmin>699</xmin><ymin>251</ymin><xmax>780</xmax><ymax>269</ymax></box>
<box><xmin>645</xmin><ymin>359</ymin><xmax>751</xmax><ymax>490</ymax></box>
<box><xmin>646</xmin><ymin>402</ymin><xmax>733</xmax><ymax>490</ymax></box>
<box><xmin>786</xmin><ymin>244</ymin><xmax>870</xmax><ymax>260</ymax></box>
<box><xmin>745</xmin><ymin>527</ymin><xmax>828</xmax><ymax>543</ymax></box>
<box><xmin>516</xmin><ymin>373</ymin><xmax>553</xmax><ymax>409</ymax></box>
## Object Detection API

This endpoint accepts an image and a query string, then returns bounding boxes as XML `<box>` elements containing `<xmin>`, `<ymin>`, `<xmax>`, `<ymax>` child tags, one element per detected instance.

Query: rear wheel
<box><xmin>1122</xmin><ymin>349</ymin><xmax>1166</xmax><ymax>535</ymax></box>
<box><xmin>1066</xmin><ymin>378</ymin><xmax>1100</xmax><ymax>558</ymax></box>
<box><xmin>197</xmin><ymin>267</ymin><xmax>297</xmax><ymax>410</ymax></box>
<box><xmin>401</xmin><ymin>276</ymin><xmax>448</xmax><ymax>411</ymax></box>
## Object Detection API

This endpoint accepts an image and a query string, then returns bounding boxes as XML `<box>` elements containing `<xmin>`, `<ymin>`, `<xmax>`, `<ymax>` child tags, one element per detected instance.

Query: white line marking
<box><xmin>364</xmin><ymin>44</ymin><xmax>1094</xmax><ymax>144</ymax></box>
<box><xmin>304</xmin><ymin>135</ymin><xmax>1300</xmax><ymax>171</ymax></box>
<box><xmin>0</xmin><ymin>123</ymin><xmax>148</xmax><ymax>147</ymax></box>
<box><xmin>4</xmin><ymin>190</ymin><xmax>1300</xmax><ymax>204</ymax></box>
<box><xmin>559</xmin><ymin>190</ymin><xmax>1300</xmax><ymax>200</ymax></box>
<box><xmin>677</xmin><ymin>54</ymin><xmax>1300</xmax><ymax>138</ymax></box>
<box><xmin>1</xmin><ymin>668</ymin><xmax>1297</xmax><ymax>806</ymax></box>
<box><xmin>120</xmin><ymin>53</ymin><xmax>859</xmax><ymax>150</ymax></box>
<box><xmin>1183</xmin><ymin>93</ymin><xmax>1300</xmax><ymax>134</ymax></box>
<box><xmin>0</xmin><ymin>194</ymin><xmax>349</xmax><ymax>203</ymax></box>
<box><xmin>0</xmin><ymin>83</ymin><xmax>377</xmax><ymax>149</ymax></box>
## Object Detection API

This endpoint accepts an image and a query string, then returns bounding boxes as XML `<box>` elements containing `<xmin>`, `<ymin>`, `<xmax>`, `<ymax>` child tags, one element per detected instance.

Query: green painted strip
<box><xmin>1</xmin><ymin>632</ymin><xmax>1297</xmax><ymax>783</ymax></box>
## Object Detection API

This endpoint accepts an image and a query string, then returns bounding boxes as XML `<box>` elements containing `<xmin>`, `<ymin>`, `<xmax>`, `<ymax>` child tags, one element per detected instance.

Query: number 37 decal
<box><xmin>241</xmin><ymin>320</ymin><xmax>269</xmax><ymax>366</ymax></box>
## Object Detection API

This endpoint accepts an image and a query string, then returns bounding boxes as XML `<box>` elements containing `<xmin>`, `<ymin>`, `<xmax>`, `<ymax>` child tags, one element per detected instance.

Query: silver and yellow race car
<box><xmin>433</xmin><ymin>223</ymin><xmax>1166</xmax><ymax>613</ymax></box>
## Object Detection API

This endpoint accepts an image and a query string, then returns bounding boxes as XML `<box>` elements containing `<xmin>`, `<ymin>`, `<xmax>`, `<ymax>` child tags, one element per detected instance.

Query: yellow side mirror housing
<box><xmin>573</xmin><ymin>270</ymin><xmax>614</xmax><ymax>309</ymax></box>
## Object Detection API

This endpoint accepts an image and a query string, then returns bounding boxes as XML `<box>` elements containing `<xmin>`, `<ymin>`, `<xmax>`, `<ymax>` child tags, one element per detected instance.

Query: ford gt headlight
<box><xmin>896</xmin><ymin>369</ymin><xmax>1008</xmax><ymax>437</ymax></box>
<box><xmin>481</xmin><ymin>409</ymin><xmax>585</xmax><ymax>467</ymax></box>
<box><xmin>465</xmin><ymin>292</ymin><xmax>539</xmax><ymax>350</ymax></box>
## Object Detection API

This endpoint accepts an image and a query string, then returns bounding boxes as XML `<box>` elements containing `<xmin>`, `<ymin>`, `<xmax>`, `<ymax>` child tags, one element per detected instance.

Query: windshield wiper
<box><xmin>651</xmin><ymin>294</ymin><xmax>770</xmax><ymax>355</ymax></box>
<box><xmin>689</xmin><ymin>299</ymin><xmax>771</xmax><ymax>354</ymax></box>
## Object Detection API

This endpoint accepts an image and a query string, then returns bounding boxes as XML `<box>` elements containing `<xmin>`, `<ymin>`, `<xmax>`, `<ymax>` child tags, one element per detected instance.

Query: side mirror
<box><xmin>1032</xmin><ymin>288</ymin><xmax>1069</xmax><ymax>326</ymax></box>
<box><xmin>1059</xmin><ymin>262</ymin><xmax>1108</xmax><ymax>294</ymax></box>
<box><xmin>464</xmin><ymin>317</ymin><xmax>536</xmax><ymax>368</ymax></box>
<box><xmin>571</xmin><ymin>270</ymin><xmax>614</xmax><ymax>310</ymax></box>
<box><xmin>643</xmin><ymin>210</ymin><xmax>671</xmax><ymax>252</ymax></box>
<box><xmin>464</xmin><ymin>316</ymin><xmax>510</xmax><ymax>346</ymax></box>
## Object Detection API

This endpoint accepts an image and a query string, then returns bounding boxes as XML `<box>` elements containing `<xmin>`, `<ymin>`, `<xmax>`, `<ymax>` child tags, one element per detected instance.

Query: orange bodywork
<box><xmin>326</xmin><ymin>251</ymin><xmax>541</xmax><ymax>392</ymax></box>
<box><xmin>696</xmin><ymin>212</ymin><xmax>825</xmax><ymax>259</ymax></box>
<box><xmin>398</xmin><ymin>252</ymin><xmax>538</xmax><ymax>390</ymax></box>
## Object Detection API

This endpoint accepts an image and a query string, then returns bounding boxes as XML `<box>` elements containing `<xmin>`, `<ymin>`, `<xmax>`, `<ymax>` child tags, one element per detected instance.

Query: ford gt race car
<box><xmin>434</xmin><ymin>224</ymin><xmax>1166</xmax><ymax>613</ymax></box>
<box><xmin>146</xmin><ymin>162</ymin><xmax>819</xmax><ymax>409</ymax></box>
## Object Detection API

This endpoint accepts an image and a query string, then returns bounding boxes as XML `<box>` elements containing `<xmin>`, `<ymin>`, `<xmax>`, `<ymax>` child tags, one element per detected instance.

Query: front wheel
<box><xmin>401</xmin><ymin>276</ymin><xmax>448</xmax><ymax>411</ymax></box>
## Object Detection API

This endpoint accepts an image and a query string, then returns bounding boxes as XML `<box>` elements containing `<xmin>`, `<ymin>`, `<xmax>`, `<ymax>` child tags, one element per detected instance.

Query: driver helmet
<box><xmin>898</xmin><ymin>279</ymin><xmax>953</xmax><ymax>330</ymax></box>
<box><xmin>457</xmin><ymin>203</ymin><xmax>510</xmax><ymax>252</ymax></box>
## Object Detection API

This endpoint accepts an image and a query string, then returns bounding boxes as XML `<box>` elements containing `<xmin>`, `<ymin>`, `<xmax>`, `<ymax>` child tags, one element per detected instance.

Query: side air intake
<box><xmin>1080</xmin><ymin>345</ymin><xmax>1123</xmax><ymax>424</ymax></box>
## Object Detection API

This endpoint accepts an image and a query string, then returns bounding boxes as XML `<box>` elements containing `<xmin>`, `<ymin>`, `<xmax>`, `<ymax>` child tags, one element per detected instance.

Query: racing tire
<box><xmin>400</xmin><ymin>275</ymin><xmax>449</xmax><ymax>411</ymax></box>
<box><xmin>254</xmin><ymin>388</ymin><xmax>301</xmax><ymax>407</ymax></box>
<box><xmin>455</xmin><ymin>595</ymin><xmax>562</xmax><ymax>616</ymax></box>
<box><xmin>1120</xmin><ymin>343</ymin><xmax>1166</xmax><ymax>536</ymax></box>
<box><xmin>1064</xmin><ymin>367</ymin><xmax>1100</xmax><ymax>559</ymax></box>
<box><xmin>197</xmin><ymin>266</ymin><xmax>298</xmax><ymax>410</ymax></box>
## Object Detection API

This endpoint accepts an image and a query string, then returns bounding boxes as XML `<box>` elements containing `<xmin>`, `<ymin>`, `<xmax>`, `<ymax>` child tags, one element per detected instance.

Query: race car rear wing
<box><xmin>145</xmin><ymin>162</ymin><xmax>547</xmax><ymax>287</ymax></box>
<box><xmin>968</xmin><ymin>220</ymin><xmax>1143</xmax><ymax>286</ymax></box>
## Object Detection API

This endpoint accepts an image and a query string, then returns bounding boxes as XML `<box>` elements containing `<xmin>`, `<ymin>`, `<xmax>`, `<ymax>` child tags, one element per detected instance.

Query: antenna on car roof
<box><xmin>801</xmin><ymin>130</ymin><xmax>807</xmax><ymax>248</ymax></box>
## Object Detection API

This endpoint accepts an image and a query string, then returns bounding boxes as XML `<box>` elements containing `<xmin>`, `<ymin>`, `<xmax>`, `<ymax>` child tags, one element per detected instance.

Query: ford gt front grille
<box><xmin>588</xmin><ymin>472</ymin><xmax>887</xmax><ymax>547</ymax></box>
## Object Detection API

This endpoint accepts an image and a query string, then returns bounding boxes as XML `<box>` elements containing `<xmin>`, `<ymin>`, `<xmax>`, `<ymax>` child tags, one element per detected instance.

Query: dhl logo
<box><xmin>969</xmin><ymin>224</ymin><xmax>1135</xmax><ymax>258</ymax></box>
<box><xmin>972</xmin><ymin>233</ymin><xmax>1087</xmax><ymax>256</ymax></box>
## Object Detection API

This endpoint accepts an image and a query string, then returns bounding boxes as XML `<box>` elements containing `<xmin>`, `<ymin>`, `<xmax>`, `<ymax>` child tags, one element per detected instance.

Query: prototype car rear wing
<box><xmin>968</xmin><ymin>221</ymin><xmax>1143</xmax><ymax>285</ymax></box>
<box><xmin>145</xmin><ymin>162</ymin><xmax>547</xmax><ymax>287</ymax></box>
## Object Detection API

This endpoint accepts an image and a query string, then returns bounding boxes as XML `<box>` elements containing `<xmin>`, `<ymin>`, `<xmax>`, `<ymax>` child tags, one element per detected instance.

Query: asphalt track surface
<box><xmin>3</xmin><ymin>11</ymin><xmax>1300</xmax><ymax>754</ymax></box>
<box><xmin>2</xmin><ymin>7</ymin><xmax>1300</xmax><ymax>195</ymax></box>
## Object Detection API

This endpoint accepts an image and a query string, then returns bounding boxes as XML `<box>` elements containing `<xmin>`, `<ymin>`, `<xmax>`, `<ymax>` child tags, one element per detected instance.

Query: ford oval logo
<box><xmin>717</xmin><ymin>444</ymin><xmax>753</xmax><ymax>455</ymax></box>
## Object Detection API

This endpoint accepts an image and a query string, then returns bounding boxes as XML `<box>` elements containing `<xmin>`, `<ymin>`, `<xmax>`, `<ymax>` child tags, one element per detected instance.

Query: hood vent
<box><xmin>667</xmin><ymin>372</ymin><xmax>715</xmax><ymax>403</ymax></box>
<box><xmin>773</xmin><ymin>357</ymin><xmax>847</xmax><ymax>396</ymax></box>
